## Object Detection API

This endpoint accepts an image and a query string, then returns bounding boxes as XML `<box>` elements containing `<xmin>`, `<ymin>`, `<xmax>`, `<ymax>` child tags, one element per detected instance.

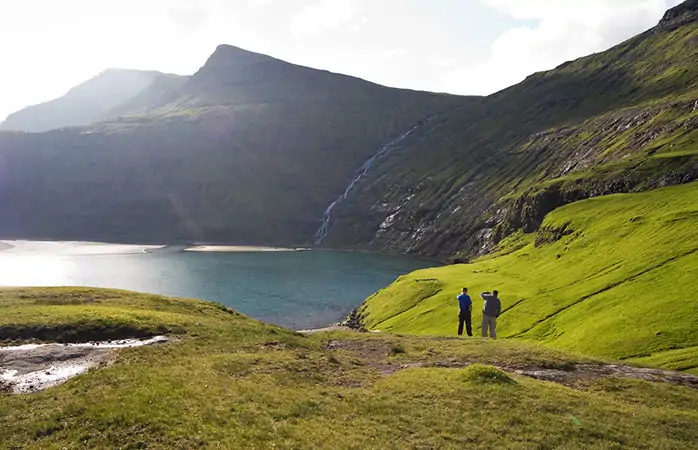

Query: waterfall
<box><xmin>313</xmin><ymin>121</ymin><xmax>426</xmax><ymax>246</ymax></box>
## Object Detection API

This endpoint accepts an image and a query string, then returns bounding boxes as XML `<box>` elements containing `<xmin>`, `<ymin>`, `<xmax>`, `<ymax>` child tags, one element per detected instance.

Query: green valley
<box><xmin>2</xmin><ymin>2</ymin><xmax>698</xmax><ymax>448</ymax></box>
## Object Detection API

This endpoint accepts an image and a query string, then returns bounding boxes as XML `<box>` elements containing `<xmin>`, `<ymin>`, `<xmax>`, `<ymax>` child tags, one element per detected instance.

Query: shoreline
<box><xmin>184</xmin><ymin>245</ymin><xmax>310</xmax><ymax>253</ymax></box>
<box><xmin>0</xmin><ymin>240</ymin><xmax>165</xmax><ymax>255</ymax></box>
<box><xmin>0</xmin><ymin>239</ymin><xmax>447</xmax><ymax>264</ymax></box>
<box><xmin>0</xmin><ymin>240</ymin><xmax>311</xmax><ymax>255</ymax></box>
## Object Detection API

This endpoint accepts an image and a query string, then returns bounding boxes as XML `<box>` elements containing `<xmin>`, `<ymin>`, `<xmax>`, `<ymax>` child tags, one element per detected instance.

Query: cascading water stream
<box><xmin>313</xmin><ymin>120</ymin><xmax>428</xmax><ymax>245</ymax></box>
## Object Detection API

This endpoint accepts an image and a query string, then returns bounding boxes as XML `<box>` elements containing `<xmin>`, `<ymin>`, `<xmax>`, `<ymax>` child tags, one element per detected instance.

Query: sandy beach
<box><xmin>0</xmin><ymin>241</ymin><xmax>165</xmax><ymax>255</ymax></box>
<box><xmin>184</xmin><ymin>245</ymin><xmax>310</xmax><ymax>252</ymax></box>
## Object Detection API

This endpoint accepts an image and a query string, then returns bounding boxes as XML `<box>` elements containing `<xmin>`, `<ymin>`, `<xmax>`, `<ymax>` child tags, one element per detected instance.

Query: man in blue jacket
<box><xmin>457</xmin><ymin>287</ymin><xmax>473</xmax><ymax>337</ymax></box>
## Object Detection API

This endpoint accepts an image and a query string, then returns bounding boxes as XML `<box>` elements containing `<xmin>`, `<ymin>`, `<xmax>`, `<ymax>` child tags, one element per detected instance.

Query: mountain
<box><xmin>0</xmin><ymin>45</ymin><xmax>466</xmax><ymax>245</ymax></box>
<box><xmin>0</xmin><ymin>69</ymin><xmax>177</xmax><ymax>132</ymax></box>
<box><xmin>0</xmin><ymin>2</ymin><xmax>696</xmax><ymax>254</ymax></box>
<box><xmin>322</xmin><ymin>0</ymin><xmax>698</xmax><ymax>257</ymax></box>
<box><xmin>103</xmin><ymin>72</ymin><xmax>189</xmax><ymax>118</ymax></box>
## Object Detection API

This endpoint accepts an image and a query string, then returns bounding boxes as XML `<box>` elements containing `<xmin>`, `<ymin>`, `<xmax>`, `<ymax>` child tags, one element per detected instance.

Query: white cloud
<box><xmin>248</xmin><ymin>0</ymin><xmax>273</xmax><ymax>7</ymax></box>
<box><xmin>290</xmin><ymin>0</ymin><xmax>361</xmax><ymax>38</ymax></box>
<box><xmin>442</xmin><ymin>0</ymin><xmax>685</xmax><ymax>96</ymax></box>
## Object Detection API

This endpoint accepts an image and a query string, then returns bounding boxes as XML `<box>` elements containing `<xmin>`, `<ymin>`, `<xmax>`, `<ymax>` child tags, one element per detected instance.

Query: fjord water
<box><xmin>0</xmin><ymin>242</ymin><xmax>437</xmax><ymax>329</ymax></box>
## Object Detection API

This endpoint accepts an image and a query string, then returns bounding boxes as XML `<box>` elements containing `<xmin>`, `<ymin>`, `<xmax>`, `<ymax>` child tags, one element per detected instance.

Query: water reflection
<box><xmin>0</xmin><ymin>241</ymin><xmax>437</xmax><ymax>329</ymax></box>
<box><xmin>0</xmin><ymin>254</ymin><xmax>70</xmax><ymax>286</ymax></box>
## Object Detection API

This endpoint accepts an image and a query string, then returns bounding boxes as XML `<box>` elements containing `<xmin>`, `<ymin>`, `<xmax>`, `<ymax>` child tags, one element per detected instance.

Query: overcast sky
<box><xmin>0</xmin><ymin>0</ymin><xmax>684</xmax><ymax>121</ymax></box>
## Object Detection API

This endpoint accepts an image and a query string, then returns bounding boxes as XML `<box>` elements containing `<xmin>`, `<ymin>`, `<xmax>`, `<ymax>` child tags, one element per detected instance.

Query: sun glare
<box><xmin>0</xmin><ymin>255</ymin><xmax>69</xmax><ymax>286</ymax></box>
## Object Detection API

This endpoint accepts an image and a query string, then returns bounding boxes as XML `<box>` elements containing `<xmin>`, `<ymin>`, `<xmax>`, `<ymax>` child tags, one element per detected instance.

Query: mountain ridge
<box><xmin>0</xmin><ymin>1</ymin><xmax>696</xmax><ymax>258</ymax></box>
<box><xmin>0</xmin><ymin>44</ymin><xmax>467</xmax><ymax>246</ymax></box>
<box><xmin>0</xmin><ymin>69</ymin><xmax>178</xmax><ymax>132</ymax></box>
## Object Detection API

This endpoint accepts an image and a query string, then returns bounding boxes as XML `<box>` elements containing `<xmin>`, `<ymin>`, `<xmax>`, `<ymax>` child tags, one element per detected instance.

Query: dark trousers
<box><xmin>458</xmin><ymin>309</ymin><xmax>472</xmax><ymax>337</ymax></box>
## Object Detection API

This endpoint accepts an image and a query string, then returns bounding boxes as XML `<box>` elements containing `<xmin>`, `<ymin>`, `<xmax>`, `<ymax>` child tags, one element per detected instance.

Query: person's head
<box><xmin>493</xmin><ymin>290</ymin><xmax>499</xmax><ymax>297</ymax></box>
<box><xmin>462</xmin><ymin>287</ymin><xmax>468</xmax><ymax>294</ymax></box>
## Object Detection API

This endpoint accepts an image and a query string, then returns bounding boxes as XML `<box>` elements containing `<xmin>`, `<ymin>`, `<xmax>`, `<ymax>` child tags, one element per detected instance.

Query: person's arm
<box><xmin>496</xmin><ymin>300</ymin><xmax>502</xmax><ymax>317</ymax></box>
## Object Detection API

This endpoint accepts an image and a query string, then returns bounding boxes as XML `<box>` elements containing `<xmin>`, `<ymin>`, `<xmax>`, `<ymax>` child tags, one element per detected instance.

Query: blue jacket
<box><xmin>457</xmin><ymin>294</ymin><xmax>472</xmax><ymax>311</ymax></box>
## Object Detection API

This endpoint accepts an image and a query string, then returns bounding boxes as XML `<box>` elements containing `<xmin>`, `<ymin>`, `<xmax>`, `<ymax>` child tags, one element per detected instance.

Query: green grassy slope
<box><xmin>2</xmin><ymin>288</ymin><xmax>698</xmax><ymax>449</ymax></box>
<box><xmin>326</xmin><ymin>2</ymin><xmax>698</xmax><ymax>257</ymax></box>
<box><xmin>358</xmin><ymin>181</ymin><xmax>698</xmax><ymax>373</ymax></box>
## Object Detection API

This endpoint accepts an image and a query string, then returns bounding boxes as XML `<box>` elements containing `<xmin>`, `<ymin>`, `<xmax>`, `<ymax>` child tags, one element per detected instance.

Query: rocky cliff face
<box><xmin>658</xmin><ymin>0</ymin><xmax>698</xmax><ymax>30</ymax></box>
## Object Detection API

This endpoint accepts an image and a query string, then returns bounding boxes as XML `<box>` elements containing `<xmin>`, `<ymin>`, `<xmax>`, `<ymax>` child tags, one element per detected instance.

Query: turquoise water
<box><xmin>0</xmin><ymin>242</ymin><xmax>437</xmax><ymax>329</ymax></box>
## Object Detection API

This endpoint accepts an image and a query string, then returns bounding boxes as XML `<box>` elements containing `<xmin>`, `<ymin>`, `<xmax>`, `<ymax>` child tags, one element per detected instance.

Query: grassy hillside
<box><xmin>2</xmin><ymin>287</ymin><xmax>698</xmax><ymax>449</ymax></box>
<box><xmin>326</xmin><ymin>2</ymin><xmax>698</xmax><ymax>257</ymax></box>
<box><xmin>358</xmin><ymin>181</ymin><xmax>698</xmax><ymax>374</ymax></box>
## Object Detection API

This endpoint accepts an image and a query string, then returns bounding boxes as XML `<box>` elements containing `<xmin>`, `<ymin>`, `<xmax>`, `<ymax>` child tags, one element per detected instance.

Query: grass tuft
<box><xmin>460</xmin><ymin>364</ymin><xmax>517</xmax><ymax>385</ymax></box>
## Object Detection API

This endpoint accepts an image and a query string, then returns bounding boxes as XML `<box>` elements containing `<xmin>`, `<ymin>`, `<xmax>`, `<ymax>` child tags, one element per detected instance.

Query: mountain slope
<box><xmin>357</xmin><ymin>181</ymin><xmax>698</xmax><ymax>373</ymax></box>
<box><xmin>0</xmin><ymin>69</ymin><xmax>172</xmax><ymax>132</ymax></box>
<box><xmin>0</xmin><ymin>45</ymin><xmax>467</xmax><ymax>245</ymax></box>
<box><xmin>103</xmin><ymin>72</ymin><xmax>189</xmax><ymax>118</ymax></box>
<box><xmin>323</xmin><ymin>0</ymin><xmax>698</xmax><ymax>257</ymax></box>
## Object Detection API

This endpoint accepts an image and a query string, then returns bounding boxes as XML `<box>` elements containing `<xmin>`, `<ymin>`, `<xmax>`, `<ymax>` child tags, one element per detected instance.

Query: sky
<box><xmin>0</xmin><ymin>0</ymin><xmax>685</xmax><ymax>121</ymax></box>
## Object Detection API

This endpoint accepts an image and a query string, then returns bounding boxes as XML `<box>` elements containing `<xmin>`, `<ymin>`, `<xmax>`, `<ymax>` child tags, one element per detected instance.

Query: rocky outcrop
<box><xmin>657</xmin><ymin>0</ymin><xmax>698</xmax><ymax>31</ymax></box>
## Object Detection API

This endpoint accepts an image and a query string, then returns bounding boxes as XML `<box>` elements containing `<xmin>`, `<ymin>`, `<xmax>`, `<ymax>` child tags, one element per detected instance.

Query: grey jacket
<box><xmin>481</xmin><ymin>293</ymin><xmax>502</xmax><ymax>317</ymax></box>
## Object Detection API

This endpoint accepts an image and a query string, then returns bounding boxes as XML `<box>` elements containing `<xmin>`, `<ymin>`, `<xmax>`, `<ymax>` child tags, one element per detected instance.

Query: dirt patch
<box><xmin>325</xmin><ymin>339</ymin><xmax>698</xmax><ymax>390</ymax></box>
<box><xmin>326</xmin><ymin>339</ymin><xmax>402</xmax><ymax>375</ymax></box>
<box><xmin>0</xmin><ymin>337</ymin><xmax>170</xmax><ymax>394</ymax></box>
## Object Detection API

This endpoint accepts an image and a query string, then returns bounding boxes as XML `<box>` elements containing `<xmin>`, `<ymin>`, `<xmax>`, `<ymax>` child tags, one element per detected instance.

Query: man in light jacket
<box><xmin>480</xmin><ymin>290</ymin><xmax>502</xmax><ymax>339</ymax></box>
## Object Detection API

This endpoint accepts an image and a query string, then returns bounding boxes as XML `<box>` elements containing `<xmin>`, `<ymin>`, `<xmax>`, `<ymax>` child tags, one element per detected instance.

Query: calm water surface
<box><xmin>0</xmin><ymin>242</ymin><xmax>438</xmax><ymax>329</ymax></box>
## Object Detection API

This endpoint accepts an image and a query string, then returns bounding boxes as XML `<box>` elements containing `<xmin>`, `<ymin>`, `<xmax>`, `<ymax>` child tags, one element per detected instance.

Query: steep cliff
<box><xmin>322</xmin><ymin>1</ymin><xmax>698</xmax><ymax>257</ymax></box>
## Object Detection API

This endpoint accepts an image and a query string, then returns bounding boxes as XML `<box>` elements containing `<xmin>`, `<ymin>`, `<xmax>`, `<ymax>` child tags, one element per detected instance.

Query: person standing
<box><xmin>457</xmin><ymin>288</ymin><xmax>473</xmax><ymax>337</ymax></box>
<box><xmin>480</xmin><ymin>290</ymin><xmax>502</xmax><ymax>339</ymax></box>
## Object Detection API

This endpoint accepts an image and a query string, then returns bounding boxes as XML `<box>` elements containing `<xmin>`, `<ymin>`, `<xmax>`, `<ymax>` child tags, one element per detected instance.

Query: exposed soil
<box><xmin>0</xmin><ymin>323</ymin><xmax>164</xmax><ymax>344</ymax></box>
<box><xmin>325</xmin><ymin>339</ymin><xmax>698</xmax><ymax>390</ymax></box>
